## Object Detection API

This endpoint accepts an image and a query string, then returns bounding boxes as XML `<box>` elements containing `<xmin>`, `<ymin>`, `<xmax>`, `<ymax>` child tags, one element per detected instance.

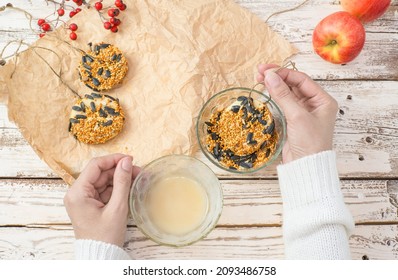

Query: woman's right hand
<box><xmin>257</xmin><ymin>64</ymin><xmax>339</xmax><ymax>163</ymax></box>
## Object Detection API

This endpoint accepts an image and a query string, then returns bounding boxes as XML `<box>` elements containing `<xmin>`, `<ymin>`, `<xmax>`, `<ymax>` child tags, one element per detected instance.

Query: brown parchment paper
<box><xmin>1</xmin><ymin>0</ymin><xmax>296</xmax><ymax>185</ymax></box>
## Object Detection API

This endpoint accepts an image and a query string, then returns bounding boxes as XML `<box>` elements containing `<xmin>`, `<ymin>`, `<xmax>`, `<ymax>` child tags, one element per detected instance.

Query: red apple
<box><xmin>312</xmin><ymin>12</ymin><xmax>366</xmax><ymax>64</ymax></box>
<box><xmin>341</xmin><ymin>0</ymin><xmax>391</xmax><ymax>23</ymax></box>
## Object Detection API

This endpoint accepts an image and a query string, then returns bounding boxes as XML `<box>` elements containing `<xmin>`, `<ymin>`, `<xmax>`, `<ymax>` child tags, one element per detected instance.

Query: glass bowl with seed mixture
<box><xmin>130</xmin><ymin>155</ymin><xmax>223</xmax><ymax>247</ymax></box>
<box><xmin>196</xmin><ymin>87</ymin><xmax>286</xmax><ymax>173</ymax></box>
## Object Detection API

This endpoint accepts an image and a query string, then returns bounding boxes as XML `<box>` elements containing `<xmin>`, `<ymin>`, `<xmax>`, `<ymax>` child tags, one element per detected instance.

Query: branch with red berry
<box><xmin>94</xmin><ymin>0</ymin><xmax>127</xmax><ymax>33</ymax></box>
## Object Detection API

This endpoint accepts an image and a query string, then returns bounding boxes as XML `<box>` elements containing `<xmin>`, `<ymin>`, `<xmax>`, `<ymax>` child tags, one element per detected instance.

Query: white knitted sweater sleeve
<box><xmin>277</xmin><ymin>151</ymin><xmax>355</xmax><ymax>260</ymax></box>
<box><xmin>75</xmin><ymin>239</ymin><xmax>131</xmax><ymax>260</ymax></box>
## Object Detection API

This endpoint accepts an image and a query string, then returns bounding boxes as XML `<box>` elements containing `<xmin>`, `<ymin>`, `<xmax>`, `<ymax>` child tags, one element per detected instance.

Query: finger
<box><xmin>271</xmin><ymin>68</ymin><xmax>333</xmax><ymax>103</ymax></box>
<box><xmin>93</xmin><ymin>168</ymin><xmax>115</xmax><ymax>191</ymax></box>
<box><xmin>257</xmin><ymin>63</ymin><xmax>279</xmax><ymax>75</ymax></box>
<box><xmin>99</xmin><ymin>186</ymin><xmax>113</xmax><ymax>204</ymax></box>
<box><xmin>264</xmin><ymin>70</ymin><xmax>303</xmax><ymax>117</ymax></box>
<box><xmin>132</xmin><ymin>165</ymin><xmax>141</xmax><ymax>180</ymax></box>
<box><xmin>108</xmin><ymin>156</ymin><xmax>133</xmax><ymax>210</ymax></box>
<box><xmin>75</xmin><ymin>154</ymin><xmax>127</xmax><ymax>186</ymax></box>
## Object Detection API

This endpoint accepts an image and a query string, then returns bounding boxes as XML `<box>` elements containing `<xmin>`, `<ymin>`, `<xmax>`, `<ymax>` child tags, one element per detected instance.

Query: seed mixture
<box><xmin>69</xmin><ymin>92</ymin><xmax>125</xmax><ymax>144</ymax></box>
<box><xmin>77</xmin><ymin>42</ymin><xmax>128</xmax><ymax>92</ymax></box>
<box><xmin>205</xmin><ymin>96</ymin><xmax>278</xmax><ymax>170</ymax></box>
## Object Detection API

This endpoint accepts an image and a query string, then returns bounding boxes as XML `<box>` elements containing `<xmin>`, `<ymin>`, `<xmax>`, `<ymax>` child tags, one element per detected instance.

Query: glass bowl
<box><xmin>129</xmin><ymin>155</ymin><xmax>223</xmax><ymax>247</ymax></box>
<box><xmin>196</xmin><ymin>87</ymin><xmax>286</xmax><ymax>173</ymax></box>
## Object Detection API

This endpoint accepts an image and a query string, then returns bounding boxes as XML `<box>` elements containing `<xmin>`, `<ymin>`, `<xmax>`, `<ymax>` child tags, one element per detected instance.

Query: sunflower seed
<box><xmin>211</xmin><ymin>132</ymin><xmax>218</xmax><ymax>140</ymax></box>
<box><xmin>68</xmin><ymin>122</ymin><xmax>72</xmax><ymax>131</ymax></box>
<box><xmin>85</xmin><ymin>55</ymin><xmax>94</xmax><ymax>63</ymax></box>
<box><xmin>246</xmin><ymin>132</ymin><xmax>253</xmax><ymax>143</ymax></box>
<box><xmin>225</xmin><ymin>149</ymin><xmax>234</xmax><ymax>158</ymax></box>
<box><xmin>99</xmin><ymin>43</ymin><xmax>110</xmax><ymax>49</ymax></box>
<box><xmin>242</xmin><ymin>107</ymin><xmax>248</xmax><ymax>120</ymax></box>
<box><xmin>265</xmin><ymin>148</ymin><xmax>271</xmax><ymax>157</ymax></box>
<box><xmin>97</xmin><ymin>67</ymin><xmax>103</xmax><ymax>75</ymax></box>
<box><xmin>260</xmin><ymin>141</ymin><xmax>268</xmax><ymax>150</ymax></box>
<box><xmin>207</xmin><ymin>128</ymin><xmax>212</xmax><ymax>134</ymax></box>
<box><xmin>94</xmin><ymin>45</ymin><xmax>100</xmax><ymax>54</ymax></box>
<box><xmin>239</xmin><ymin>161</ymin><xmax>253</xmax><ymax>169</ymax></box>
<box><xmin>104</xmin><ymin>106</ymin><xmax>119</xmax><ymax>116</ymax></box>
<box><xmin>111</xmin><ymin>54</ymin><xmax>117</xmax><ymax>61</ymax></box>
<box><xmin>99</xmin><ymin>108</ymin><xmax>108</xmax><ymax>118</ymax></box>
<box><xmin>103</xmin><ymin>120</ymin><xmax>113</xmax><ymax>126</ymax></box>
<box><xmin>104</xmin><ymin>94</ymin><xmax>116</xmax><ymax>101</ymax></box>
<box><xmin>258</xmin><ymin>117</ymin><xmax>267</xmax><ymax>125</ymax></box>
<box><xmin>75</xmin><ymin>114</ymin><xmax>87</xmax><ymax>119</ymax></box>
<box><xmin>213</xmin><ymin>143</ymin><xmax>220</xmax><ymax>159</ymax></box>
<box><xmin>70</xmin><ymin>118</ymin><xmax>79</xmax><ymax>124</ymax></box>
<box><xmin>82</xmin><ymin>56</ymin><xmax>86</xmax><ymax>63</ymax></box>
<box><xmin>83</xmin><ymin>63</ymin><xmax>92</xmax><ymax>70</ymax></box>
<box><xmin>90</xmin><ymin>102</ymin><xmax>96</xmax><ymax>112</ymax></box>
<box><xmin>248</xmin><ymin>140</ymin><xmax>258</xmax><ymax>145</ymax></box>
<box><xmin>205</xmin><ymin>121</ymin><xmax>213</xmax><ymax>127</ymax></box>
<box><xmin>85</xmin><ymin>84</ymin><xmax>95</xmax><ymax>90</ymax></box>
<box><xmin>92</xmin><ymin>78</ymin><xmax>100</xmax><ymax>86</ymax></box>
<box><xmin>72</xmin><ymin>105</ymin><xmax>82</xmax><ymax>112</ymax></box>
<box><xmin>80</xmin><ymin>102</ymin><xmax>86</xmax><ymax>112</ymax></box>
<box><xmin>231</xmin><ymin>105</ymin><xmax>240</xmax><ymax>113</ymax></box>
<box><xmin>116</xmin><ymin>54</ymin><xmax>122</xmax><ymax>61</ymax></box>
<box><xmin>85</xmin><ymin>94</ymin><xmax>94</xmax><ymax>100</ymax></box>
<box><xmin>263</xmin><ymin>120</ymin><xmax>275</xmax><ymax>135</ymax></box>
<box><xmin>231</xmin><ymin>155</ymin><xmax>241</xmax><ymax>161</ymax></box>
<box><xmin>91</xmin><ymin>93</ymin><xmax>102</xmax><ymax>98</ymax></box>
<box><xmin>105</xmin><ymin>70</ymin><xmax>111</xmax><ymax>78</ymax></box>
<box><xmin>229</xmin><ymin>166</ymin><xmax>237</xmax><ymax>170</ymax></box>
<box><xmin>237</xmin><ymin>96</ymin><xmax>247</xmax><ymax>102</ymax></box>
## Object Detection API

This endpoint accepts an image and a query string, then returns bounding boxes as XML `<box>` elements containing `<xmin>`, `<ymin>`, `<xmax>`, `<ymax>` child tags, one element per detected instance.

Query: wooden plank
<box><xmin>0</xmin><ymin>225</ymin><xmax>396</xmax><ymax>259</ymax></box>
<box><xmin>0</xmin><ymin>1</ymin><xmax>397</xmax><ymax>79</ymax></box>
<box><xmin>1</xmin><ymin>179</ymin><xmax>397</xmax><ymax>226</ymax></box>
<box><xmin>1</xmin><ymin>81</ymin><xmax>397</xmax><ymax>178</ymax></box>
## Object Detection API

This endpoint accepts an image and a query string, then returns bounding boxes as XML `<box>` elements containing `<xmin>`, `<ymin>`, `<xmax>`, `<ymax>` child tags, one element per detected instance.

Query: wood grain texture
<box><xmin>1</xmin><ymin>81</ymin><xmax>397</xmax><ymax>179</ymax></box>
<box><xmin>0</xmin><ymin>225</ymin><xmax>397</xmax><ymax>260</ymax></box>
<box><xmin>1</xmin><ymin>179</ymin><xmax>397</xmax><ymax>226</ymax></box>
<box><xmin>0</xmin><ymin>0</ymin><xmax>397</xmax><ymax>80</ymax></box>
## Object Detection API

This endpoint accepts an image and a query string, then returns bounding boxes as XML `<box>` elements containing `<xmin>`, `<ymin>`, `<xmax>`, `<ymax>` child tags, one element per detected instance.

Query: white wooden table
<box><xmin>0</xmin><ymin>0</ymin><xmax>397</xmax><ymax>259</ymax></box>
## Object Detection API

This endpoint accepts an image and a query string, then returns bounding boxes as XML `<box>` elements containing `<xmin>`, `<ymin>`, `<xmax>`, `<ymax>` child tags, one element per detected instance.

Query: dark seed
<box><xmin>116</xmin><ymin>54</ymin><xmax>122</xmax><ymax>61</ymax></box>
<box><xmin>225</xmin><ymin>149</ymin><xmax>234</xmax><ymax>158</ymax></box>
<box><xmin>207</xmin><ymin>128</ymin><xmax>212</xmax><ymax>134</ymax></box>
<box><xmin>251</xmin><ymin>153</ymin><xmax>257</xmax><ymax>162</ymax></box>
<box><xmin>250</xmin><ymin>117</ymin><xmax>257</xmax><ymax>124</ymax></box>
<box><xmin>82</xmin><ymin>56</ymin><xmax>86</xmax><ymax>63</ymax></box>
<box><xmin>68</xmin><ymin>122</ymin><xmax>72</xmax><ymax>132</ymax></box>
<box><xmin>229</xmin><ymin>166</ymin><xmax>237</xmax><ymax>170</ymax></box>
<box><xmin>99</xmin><ymin>43</ymin><xmax>110</xmax><ymax>49</ymax></box>
<box><xmin>88</xmin><ymin>42</ymin><xmax>92</xmax><ymax>50</ymax></box>
<box><xmin>104</xmin><ymin>94</ymin><xmax>116</xmax><ymax>101</ymax></box>
<box><xmin>97</xmin><ymin>67</ymin><xmax>103</xmax><ymax>75</ymax></box>
<box><xmin>246</xmin><ymin>132</ymin><xmax>253</xmax><ymax>143</ymax></box>
<box><xmin>242</xmin><ymin>107</ymin><xmax>248</xmax><ymax>120</ymax></box>
<box><xmin>80</xmin><ymin>102</ymin><xmax>86</xmax><ymax>112</ymax></box>
<box><xmin>237</xmin><ymin>96</ymin><xmax>247</xmax><ymax>102</ymax></box>
<box><xmin>248</xmin><ymin>140</ymin><xmax>258</xmax><ymax>145</ymax></box>
<box><xmin>85</xmin><ymin>55</ymin><xmax>94</xmax><ymax>63</ymax></box>
<box><xmin>85</xmin><ymin>70</ymin><xmax>92</xmax><ymax>77</ymax></box>
<box><xmin>90</xmin><ymin>102</ymin><xmax>96</xmax><ymax>112</ymax></box>
<box><xmin>92</xmin><ymin>78</ymin><xmax>100</xmax><ymax>86</ymax></box>
<box><xmin>91</xmin><ymin>93</ymin><xmax>102</xmax><ymax>98</ymax></box>
<box><xmin>111</xmin><ymin>54</ymin><xmax>117</xmax><ymax>61</ymax></box>
<box><xmin>211</xmin><ymin>133</ymin><xmax>218</xmax><ymax>140</ymax></box>
<box><xmin>104</xmin><ymin>106</ymin><xmax>119</xmax><ymax>116</ymax></box>
<box><xmin>231</xmin><ymin>105</ymin><xmax>240</xmax><ymax>113</ymax></box>
<box><xmin>216</xmin><ymin>112</ymin><xmax>222</xmax><ymax>121</ymax></box>
<box><xmin>85</xmin><ymin>84</ymin><xmax>95</xmax><ymax>90</ymax></box>
<box><xmin>246</xmin><ymin>104</ymin><xmax>254</xmax><ymax>114</ymax></box>
<box><xmin>105</xmin><ymin>70</ymin><xmax>111</xmax><ymax>78</ymax></box>
<box><xmin>242</xmin><ymin>123</ymin><xmax>249</xmax><ymax>129</ymax></box>
<box><xmin>103</xmin><ymin>120</ymin><xmax>113</xmax><ymax>126</ymax></box>
<box><xmin>99</xmin><ymin>108</ymin><xmax>108</xmax><ymax>118</ymax></box>
<box><xmin>213</xmin><ymin>143</ymin><xmax>220</xmax><ymax>159</ymax></box>
<box><xmin>260</xmin><ymin>141</ymin><xmax>268</xmax><ymax>150</ymax></box>
<box><xmin>85</xmin><ymin>94</ymin><xmax>94</xmax><ymax>100</ymax></box>
<box><xmin>75</xmin><ymin>114</ymin><xmax>87</xmax><ymax>119</ymax></box>
<box><xmin>258</xmin><ymin>118</ymin><xmax>267</xmax><ymax>125</ymax></box>
<box><xmin>231</xmin><ymin>155</ymin><xmax>241</xmax><ymax>161</ymax></box>
<box><xmin>239</xmin><ymin>161</ymin><xmax>253</xmax><ymax>169</ymax></box>
<box><xmin>94</xmin><ymin>45</ymin><xmax>100</xmax><ymax>54</ymax></box>
<box><xmin>265</xmin><ymin>148</ymin><xmax>271</xmax><ymax>157</ymax></box>
<box><xmin>83</xmin><ymin>63</ymin><xmax>92</xmax><ymax>70</ymax></box>
<box><xmin>263</xmin><ymin>120</ymin><xmax>275</xmax><ymax>135</ymax></box>
<box><xmin>70</xmin><ymin>118</ymin><xmax>79</xmax><ymax>124</ymax></box>
<box><xmin>72</xmin><ymin>106</ymin><xmax>82</xmax><ymax>112</ymax></box>
<box><xmin>205</xmin><ymin>121</ymin><xmax>213</xmax><ymax>127</ymax></box>
<box><xmin>241</xmin><ymin>98</ymin><xmax>248</xmax><ymax>106</ymax></box>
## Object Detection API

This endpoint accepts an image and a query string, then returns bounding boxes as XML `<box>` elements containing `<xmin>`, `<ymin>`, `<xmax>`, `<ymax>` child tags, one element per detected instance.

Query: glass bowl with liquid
<box><xmin>130</xmin><ymin>155</ymin><xmax>223</xmax><ymax>247</ymax></box>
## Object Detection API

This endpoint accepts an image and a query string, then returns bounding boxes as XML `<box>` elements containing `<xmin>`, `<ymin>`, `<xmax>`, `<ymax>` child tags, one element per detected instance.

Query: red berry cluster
<box><xmin>95</xmin><ymin>0</ymin><xmax>127</xmax><ymax>33</ymax></box>
<box><xmin>36</xmin><ymin>0</ymin><xmax>86</xmax><ymax>40</ymax></box>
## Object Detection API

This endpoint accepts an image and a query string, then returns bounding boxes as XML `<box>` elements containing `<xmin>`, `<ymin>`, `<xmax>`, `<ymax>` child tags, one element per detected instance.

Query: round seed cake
<box><xmin>69</xmin><ymin>93</ymin><xmax>125</xmax><ymax>144</ymax></box>
<box><xmin>77</xmin><ymin>43</ymin><xmax>128</xmax><ymax>92</ymax></box>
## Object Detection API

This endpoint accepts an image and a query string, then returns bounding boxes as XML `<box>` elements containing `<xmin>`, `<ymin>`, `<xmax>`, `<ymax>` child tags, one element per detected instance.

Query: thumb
<box><xmin>264</xmin><ymin>70</ymin><xmax>303</xmax><ymax>117</ymax></box>
<box><xmin>108</xmin><ymin>156</ymin><xmax>133</xmax><ymax>210</ymax></box>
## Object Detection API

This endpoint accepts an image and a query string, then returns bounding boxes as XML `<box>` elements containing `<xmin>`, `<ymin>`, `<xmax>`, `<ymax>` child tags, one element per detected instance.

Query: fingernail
<box><xmin>265</xmin><ymin>71</ymin><xmax>281</xmax><ymax>88</ymax></box>
<box><xmin>121</xmin><ymin>157</ymin><xmax>133</xmax><ymax>172</ymax></box>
